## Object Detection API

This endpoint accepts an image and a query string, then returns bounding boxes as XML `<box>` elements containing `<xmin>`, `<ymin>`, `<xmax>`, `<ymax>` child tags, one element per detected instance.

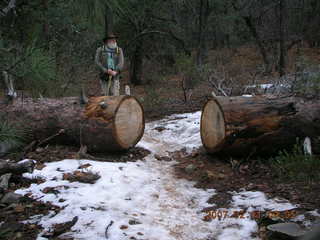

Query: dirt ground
<box><xmin>173</xmin><ymin>147</ymin><xmax>320</xmax><ymax>210</ymax></box>
<box><xmin>171</xmin><ymin>147</ymin><xmax>320</xmax><ymax>239</ymax></box>
<box><xmin>0</xmin><ymin>172</ymin><xmax>59</xmax><ymax>239</ymax></box>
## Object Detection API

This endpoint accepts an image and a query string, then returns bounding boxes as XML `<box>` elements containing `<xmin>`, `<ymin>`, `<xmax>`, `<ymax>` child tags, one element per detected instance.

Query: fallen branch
<box><xmin>0</xmin><ymin>0</ymin><xmax>16</xmax><ymax>17</ymax></box>
<box><xmin>0</xmin><ymin>159</ymin><xmax>35</xmax><ymax>175</ymax></box>
<box><xmin>37</xmin><ymin>129</ymin><xmax>65</xmax><ymax>147</ymax></box>
<box><xmin>21</xmin><ymin>129</ymin><xmax>65</xmax><ymax>158</ymax></box>
<box><xmin>105</xmin><ymin>220</ymin><xmax>114</xmax><ymax>239</ymax></box>
<box><xmin>208</xmin><ymin>75</ymin><xmax>228</xmax><ymax>97</ymax></box>
<box><xmin>43</xmin><ymin>216</ymin><xmax>78</xmax><ymax>239</ymax></box>
<box><xmin>22</xmin><ymin>141</ymin><xmax>38</xmax><ymax>157</ymax></box>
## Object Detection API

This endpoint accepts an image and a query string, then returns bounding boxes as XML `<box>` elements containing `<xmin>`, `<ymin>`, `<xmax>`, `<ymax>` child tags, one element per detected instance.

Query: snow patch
<box><xmin>309</xmin><ymin>210</ymin><xmax>320</xmax><ymax>217</ymax></box>
<box><xmin>138</xmin><ymin>111</ymin><xmax>202</xmax><ymax>154</ymax></box>
<box><xmin>17</xmin><ymin>158</ymin><xmax>218</xmax><ymax>240</ymax></box>
<box><xmin>15</xmin><ymin>112</ymin><xmax>302</xmax><ymax>240</ymax></box>
<box><xmin>232</xmin><ymin>191</ymin><xmax>297</xmax><ymax>211</ymax></box>
<box><xmin>18</xmin><ymin>159</ymin><xmax>36</xmax><ymax>164</ymax></box>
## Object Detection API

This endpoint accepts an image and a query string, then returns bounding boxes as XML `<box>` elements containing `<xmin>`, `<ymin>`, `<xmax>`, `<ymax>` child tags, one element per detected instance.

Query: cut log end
<box><xmin>200</xmin><ymin>98</ymin><xmax>226</xmax><ymax>153</ymax></box>
<box><xmin>84</xmin><ymin>96</ymin><xmax>145</xmax><ymax>151</ymax></box>
<box><xmin>114</xmin><ymin>97</ymin><xmax>144</xmax><ymax>149</ymax></box>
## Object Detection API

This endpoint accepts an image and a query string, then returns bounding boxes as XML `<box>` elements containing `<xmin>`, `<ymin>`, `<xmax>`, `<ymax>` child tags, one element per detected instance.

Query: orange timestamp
<box><xmin>203</xmin><ymin>209</ymin><xmax>297</xmax><ymax>221</ymax></box>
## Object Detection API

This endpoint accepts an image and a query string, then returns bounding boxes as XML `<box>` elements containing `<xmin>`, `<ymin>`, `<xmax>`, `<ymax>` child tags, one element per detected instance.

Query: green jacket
<box><xmin>95</xmin><ymin>45</ymin><xmax>124</xmax><ymax>73</ymax></box>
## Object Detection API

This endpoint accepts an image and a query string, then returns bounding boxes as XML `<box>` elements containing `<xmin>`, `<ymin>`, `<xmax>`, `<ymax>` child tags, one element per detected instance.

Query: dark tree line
<box><xmin>1</xmin><ymin>0</ymin><xmax>320</xmax><ymax>94</ymax></box>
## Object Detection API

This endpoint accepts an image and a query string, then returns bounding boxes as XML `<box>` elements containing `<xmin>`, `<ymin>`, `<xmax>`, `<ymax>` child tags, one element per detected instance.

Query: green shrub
<box><xmin>270</xmin><ymin>143</ymin><xmax>320</xmax><ymax>182</ymax></box>
<box><xmin>293</xmin><ymin>72</ymin><xmax>320</xmax><ymax>96</ymax></box>
<box><xmin>0</xmin><ymin>120</ymin><xmax>26</xmax><ymax>154</ymax></box>
<box><xmin>293</xmin><ymin>57</ymin><xmax>320</xmax><ymax>96</ymax></box>
<box><xmin>18</xmin><ymin>44</ymin><xmax>57</xmax><ymax>97</ymax></box>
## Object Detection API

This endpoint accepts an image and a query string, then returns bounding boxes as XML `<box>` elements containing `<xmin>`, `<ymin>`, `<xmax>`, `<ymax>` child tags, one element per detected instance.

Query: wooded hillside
<box><xmin>1</xmin><ymin>0</ymin><xmax>320</xmax><ymax>97</ymax></box>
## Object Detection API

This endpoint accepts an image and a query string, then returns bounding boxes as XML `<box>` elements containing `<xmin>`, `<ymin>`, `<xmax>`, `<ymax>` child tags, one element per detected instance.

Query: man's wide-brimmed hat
<box><xmin>103</xmin><ymin>33</ymin><xmax>118</xmax><ymax>42</ymax></box>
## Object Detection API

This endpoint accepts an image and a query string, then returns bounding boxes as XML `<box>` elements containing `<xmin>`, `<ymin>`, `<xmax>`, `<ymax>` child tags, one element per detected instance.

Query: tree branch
<box><xmin>0</xmin><ymin>159</ymin><xmax>35</xmax><ymax>175</ymax></box>
<box><xmin>0</xmin><ymin>0</ymin><xmax>16</xmax><ymax>17</ymax></box>
<box><xmin>125</xmin><ymin>30</ymin><xmax>191</xmax><ymax>56</ymax></box>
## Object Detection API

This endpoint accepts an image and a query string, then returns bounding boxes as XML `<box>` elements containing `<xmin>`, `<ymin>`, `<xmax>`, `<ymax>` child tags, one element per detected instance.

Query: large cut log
<box><xmin>1</xmin><ymin>96</ymin><xmax>145</xmax><ymax>152</ymax></box>
<box><xmin>201</xmin><ymin>96</ymin><xmax>320</xmax><ymax>158</ymax></box>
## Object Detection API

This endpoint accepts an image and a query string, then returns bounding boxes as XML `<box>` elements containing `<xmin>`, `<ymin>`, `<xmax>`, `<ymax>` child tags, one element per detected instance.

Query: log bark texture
<box><xmin>0</xmin><ymin>159</ymin><xmax>35</xmax><ymax>175</ymax></box>
<box><xmin>1</xmin><ymin>96</ymin><xmax>145</xmax><ymax>152</ymax></box>
<box><xmin>201</xmin><ymin>96</ymin><xmax>320</xmax><ymax>158</ymax></box>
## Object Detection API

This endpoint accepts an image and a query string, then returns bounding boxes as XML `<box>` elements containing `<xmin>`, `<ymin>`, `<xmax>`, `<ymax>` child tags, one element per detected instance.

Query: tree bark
<box><xmin>201</xmin><ymin>96</ymin><xmax>320</xmax><ymax>158</ymax></box>
<box><xmin>1</xmin><ymin>96</ymin><xmax>145</xmax><ymax>153</ymax></box>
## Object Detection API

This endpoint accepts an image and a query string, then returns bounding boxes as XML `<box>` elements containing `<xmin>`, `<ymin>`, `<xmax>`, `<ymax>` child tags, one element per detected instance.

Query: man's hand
<box><xmin>107</xmin><ymin>69</ymin><xmax>117</xmax><ymax>76</ymax></box>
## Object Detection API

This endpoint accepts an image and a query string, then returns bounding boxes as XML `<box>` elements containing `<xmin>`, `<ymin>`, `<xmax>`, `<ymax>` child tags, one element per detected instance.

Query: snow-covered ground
<box><xmin>16</xmin><ymin>112</ymin><xmax>297</xmax><ymax>240</ymax></box>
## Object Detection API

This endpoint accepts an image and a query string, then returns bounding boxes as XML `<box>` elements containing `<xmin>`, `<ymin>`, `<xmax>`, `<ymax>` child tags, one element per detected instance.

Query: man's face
<box><xmin>107</xmin><ymin>39</ymin><xmax>116</xmax><ymax>45</ymax></box>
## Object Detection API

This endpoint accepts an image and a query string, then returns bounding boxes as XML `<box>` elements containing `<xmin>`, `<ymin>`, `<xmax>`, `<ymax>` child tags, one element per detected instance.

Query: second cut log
<box><xmin>201</xmin><ymin>96</ymin><xmax>320</xmax><ymax>158</ymax></box>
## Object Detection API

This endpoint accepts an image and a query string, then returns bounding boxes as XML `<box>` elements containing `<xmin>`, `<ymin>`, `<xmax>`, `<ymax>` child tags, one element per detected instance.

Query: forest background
<box><xmin>1</xmin><ymin>0</ymin><xmax>320</xmax><ymax>113</ymax></box>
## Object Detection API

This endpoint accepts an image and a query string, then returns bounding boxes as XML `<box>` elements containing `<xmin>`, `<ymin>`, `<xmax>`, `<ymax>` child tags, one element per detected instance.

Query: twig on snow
<box><xmin>105</xmin><ymin>220</ymin><xmax>114</xmax><ymax>239</ymax></box>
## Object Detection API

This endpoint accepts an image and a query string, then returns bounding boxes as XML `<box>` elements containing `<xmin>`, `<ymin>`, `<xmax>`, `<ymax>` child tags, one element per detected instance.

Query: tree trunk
<box><xmin>2</xmin><ymin>96</ymin><xmax>145</xmax><ymax>153</ymax></box>
<box><xmin>196</xmin><ymin>0</ymin><xmax>209</xmax><ymax>66</ymax></box>
<box><xmin>243</xmin><ymin>16</ymin><xmax>272</xmax><ymax>73</ymax></box>
<box><xmin>42</xmin><ymin>0</ymin><xmax>49</xmax><ymax>44</ymax></box>
<box><xmin>201</xmin><ymin>96</ymin><xmax>320</xmax><ymax>158</ymax></box>
<box><xmin>130</xmin><ymin>42</ymin><xmax>144</xmax><ymax>85</ymax></box>
<box><xmin>278</xmin><ymin>0</ymin><xmax>287</xmax><ymax>77</ymax></box>
<box><xmin>104</xmin><ymin>4</ymin><xmax>113</xmax><ymax>36</ymax></box>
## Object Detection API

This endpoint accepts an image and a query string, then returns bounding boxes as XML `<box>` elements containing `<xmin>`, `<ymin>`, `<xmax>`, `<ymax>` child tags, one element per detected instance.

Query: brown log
<box><xmin>0</xmin><ymin>159</ymin><xmax>35</xmax><ymax>175</ymax></box>
<box><xmin>1</xmin><ymin>96</ymin><xmax>145</xmax><ymax>152</ymax></box>
<box><xmin>201</xmin><ymin>96</ymin><xmax>320</xmax><ymax>158</ymax></box>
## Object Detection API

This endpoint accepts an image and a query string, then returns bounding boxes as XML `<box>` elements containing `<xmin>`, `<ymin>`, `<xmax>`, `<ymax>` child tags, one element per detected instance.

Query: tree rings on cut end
<box><xmin>200</xmin><ymin>98</ymin><xmax>226</xmax><ymax>153</ymax></box>
<box><xmin>114</xmin><ymin>96</ymin><xmax>145</xmax><ymax>149</ymax></box>
<box><xmin>84</xmin><ymin>96</ymin><xmax>145</xmax><ymax>151</ymax></box>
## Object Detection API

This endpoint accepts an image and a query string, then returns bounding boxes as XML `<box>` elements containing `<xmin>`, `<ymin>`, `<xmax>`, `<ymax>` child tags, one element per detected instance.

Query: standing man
<box><xmin>95</xmin><ymin>33</ymin><xmax>124</xmax><ymax>96</ymax></box>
